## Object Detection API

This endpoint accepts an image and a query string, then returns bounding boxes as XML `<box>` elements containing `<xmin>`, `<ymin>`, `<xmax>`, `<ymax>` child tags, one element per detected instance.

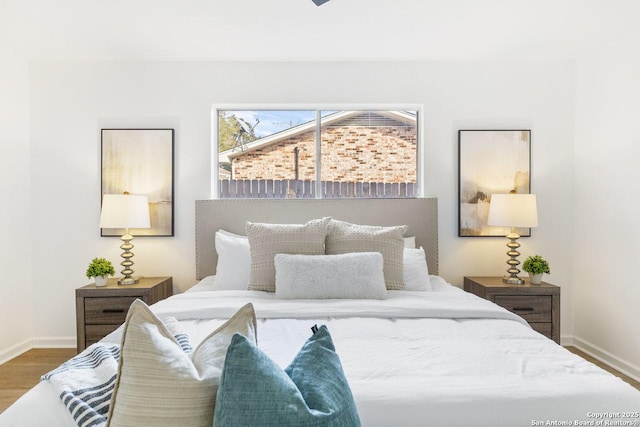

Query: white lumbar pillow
<box><xmin>274</xmin><ymin>252</ymin><xmax>387</xmax><ymax>300</ymax></box>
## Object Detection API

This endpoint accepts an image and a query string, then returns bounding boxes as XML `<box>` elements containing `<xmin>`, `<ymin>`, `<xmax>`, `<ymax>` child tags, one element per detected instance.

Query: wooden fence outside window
<box><xmin>219</xmin><ymin>179</ymin><xmax>417</xmax><ymax>199</ymax></box>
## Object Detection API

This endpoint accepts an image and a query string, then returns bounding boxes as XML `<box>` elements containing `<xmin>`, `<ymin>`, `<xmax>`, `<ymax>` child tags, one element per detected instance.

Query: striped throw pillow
<box><xmin>106</xmin><ymin>301</ymin><xmax>257</xmax><ymax>427</ymax></box>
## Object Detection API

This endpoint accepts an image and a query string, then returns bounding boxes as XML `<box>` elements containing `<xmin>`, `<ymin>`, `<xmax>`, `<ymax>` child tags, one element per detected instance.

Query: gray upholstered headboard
<box><xmin>195</xmin><ymin>198</ymin><xmax>438</xmax><ymax>279</ymax></box>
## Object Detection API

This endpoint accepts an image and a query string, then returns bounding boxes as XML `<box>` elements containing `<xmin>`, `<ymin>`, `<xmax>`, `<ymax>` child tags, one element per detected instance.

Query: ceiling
<box><xmin>2</xmin><ymin>0</ymin><xmax>639</xmax><ymax>62</ymax></box>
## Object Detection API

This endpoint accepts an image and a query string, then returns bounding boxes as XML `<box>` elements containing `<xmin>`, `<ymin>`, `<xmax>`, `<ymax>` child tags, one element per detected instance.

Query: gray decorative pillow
<box><xmin>326</xmin><ymin>219</ymin><xmax>408</xmax><ymax>290</ymax></box>
<box><xmin>246</xmin><ymin>217</ymin><xmax>330</xmax><ymax>292</ymax></box>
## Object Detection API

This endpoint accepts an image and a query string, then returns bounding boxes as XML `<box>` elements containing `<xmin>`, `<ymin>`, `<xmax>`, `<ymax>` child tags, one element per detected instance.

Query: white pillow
<box><xmin>404</xmin><ymin>236</ymin><xmax>416</xmax><ymax>248</ymax></box>
<box><xmin>274</xmin><ymin>252</ymin><xmax>387</xmax><ymax>300</ymax></box>
<box><xmin>106</xmin><ymin>301</ymin><xmax>257</xmax><ymax>427</ymax></box>
<box><xmin>403</xmin><ymin>247</ymin><xmax>432</xmax><ymax>291</ymax></box>
<box><xmin>214</xmin><ymin>229</ymin><xmax>251</xmax><ymax>290</ymax></box>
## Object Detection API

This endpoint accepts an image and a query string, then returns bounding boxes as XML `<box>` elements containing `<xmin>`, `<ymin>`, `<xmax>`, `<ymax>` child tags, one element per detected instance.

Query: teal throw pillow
<box><xmin>213</xmin><ymin>325</ymin><xmax>360</xmax><ymax>427</ymax></box>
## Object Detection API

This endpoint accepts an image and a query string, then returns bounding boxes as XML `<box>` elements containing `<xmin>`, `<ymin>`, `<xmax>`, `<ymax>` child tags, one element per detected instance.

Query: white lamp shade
<box><xmin>99</xmin><ymin>194</ymin><xmax>151</xmax><ymax>229</ymax></box>
<box><xmin>487</xmin><ymin>194</ymin><xmax>538</xmax><ymax>228</ymax></box>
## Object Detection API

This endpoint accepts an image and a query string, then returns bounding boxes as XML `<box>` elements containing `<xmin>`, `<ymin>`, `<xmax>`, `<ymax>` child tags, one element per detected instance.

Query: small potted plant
<box><xmin>522</xmin><ymin>255</ymin><xmax>550</xmax><ymax>285</ymax></box>
<box><xmin>86</xmin><ymin>257</ymin><xmax>116</xmax><ymax>287</ymax></box>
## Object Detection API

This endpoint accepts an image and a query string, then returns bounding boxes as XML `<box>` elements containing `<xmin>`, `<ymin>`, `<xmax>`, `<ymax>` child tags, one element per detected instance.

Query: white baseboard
<box><xmin>563</xmin><ymin>335</ymin><xmax>640</xmax><ymax>382</ymax></box>
<box><xmin>0</xmin><ymin>337</ymin><xmax>76</xmax><ymax>365</ymax></box>
<box><xmin>31</xmin><ymin>336</ymin><xmax>76</xmax><ymax>349</ymax></box>
<box><xmin>560</xmin><ymin>334</ymin><xmax>573</xmax><ymax>347</ymax></box>
<box><xmin>0</xmin><ymin>339</ymin><xmax>33</xmax><ymax>365</ymax></box>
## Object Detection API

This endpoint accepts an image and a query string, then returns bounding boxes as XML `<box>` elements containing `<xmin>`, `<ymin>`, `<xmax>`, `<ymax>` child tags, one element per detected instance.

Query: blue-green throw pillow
<box><xmin>213</xmin><ymin>326</ymin><xmax>360</xmax><ymax>427</ymax></box>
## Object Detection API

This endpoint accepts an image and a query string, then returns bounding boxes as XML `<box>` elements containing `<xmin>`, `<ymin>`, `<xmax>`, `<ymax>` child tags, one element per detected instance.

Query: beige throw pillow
<box><xmin>326</xmin><ymin>219</ymin><xmax>408</xmax><ymax>290</ymax></box>
<box><xmin>246</xmin><ymin>217</ymin><xmax>330</xmax><ymax>292</ymax></box>
<box><xmin>106</xmin><ymin>300</ymin><xmax>257</xmax><ymax>427</ymax></box>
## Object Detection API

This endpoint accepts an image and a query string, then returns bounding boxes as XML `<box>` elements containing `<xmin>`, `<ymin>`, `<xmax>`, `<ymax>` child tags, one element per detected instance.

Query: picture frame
<box><xmin>458</xmin><ymin>129</ymin><xmax>531</xmax><ymax>237</ymax></box>
<box><xmin>101</xmin><ymin>128</ymin><xmax>175</xmax><ymax>237</ymax></box>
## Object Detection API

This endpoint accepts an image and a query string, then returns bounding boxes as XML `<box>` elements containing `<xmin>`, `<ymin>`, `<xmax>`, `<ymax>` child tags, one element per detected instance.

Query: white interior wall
<box><xmin>573</xmin><ymin>32</ymin><xmax>640</xmax><ymax>378</ymax></box>
<box><xmin>25</xmin><ymin>61</ymin><xmax>576</xmax><ymax>347</ymax></box>
<box><xmin>0</xmin><ymin>54</ymin><xmax>33</xmax><ymax>362</ymax></box>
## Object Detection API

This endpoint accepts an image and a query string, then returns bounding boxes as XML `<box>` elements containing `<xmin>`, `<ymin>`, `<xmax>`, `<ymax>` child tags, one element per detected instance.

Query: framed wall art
<box><xmin>101</xmin><ymin>128</ymin><xmax>175</xmax><ymax>237</ymax></box>
<box><xmin>458</xmin><ymin>129</ymin><xmax>531</xmax><ymax>237</ymax></box>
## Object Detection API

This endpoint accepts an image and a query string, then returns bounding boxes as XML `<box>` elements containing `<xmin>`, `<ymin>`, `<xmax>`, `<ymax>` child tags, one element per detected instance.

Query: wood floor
<box><xmin>0</xmin><ymin>348</ymin><xmax>76</xmax><ymax>414</ymax></box>
<box><xmin>0</xmin><ymin>346</ymin><xmax>638</xmax><ymax>415</ymax></box>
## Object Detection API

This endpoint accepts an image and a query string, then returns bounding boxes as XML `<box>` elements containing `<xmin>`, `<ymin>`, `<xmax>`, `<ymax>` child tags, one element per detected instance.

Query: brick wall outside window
<box><xmin>231</xmin><ymin>125</ymin><xmax>417</xmax><ymax>184</ymax></box>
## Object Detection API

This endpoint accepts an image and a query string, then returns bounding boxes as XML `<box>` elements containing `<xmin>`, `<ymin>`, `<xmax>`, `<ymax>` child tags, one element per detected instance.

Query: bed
<box><xmin>2</xmin><ymin>198</ymin><xmax>639</xmax><ymax>427</ymax></box>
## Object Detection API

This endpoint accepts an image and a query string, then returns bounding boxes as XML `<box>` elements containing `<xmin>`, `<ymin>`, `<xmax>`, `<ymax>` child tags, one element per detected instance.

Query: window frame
<box><xmin>211</xmin><ymin>104</ymin><xmax>424</xmax><ymax>199</ymax></box>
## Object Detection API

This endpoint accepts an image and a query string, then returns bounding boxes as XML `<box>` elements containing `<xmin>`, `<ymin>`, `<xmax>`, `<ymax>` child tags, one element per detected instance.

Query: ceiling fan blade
<box><xmin>312</xmin><ymin>0</ymin><xmax>330</xmax><ymax>5</ymax></box>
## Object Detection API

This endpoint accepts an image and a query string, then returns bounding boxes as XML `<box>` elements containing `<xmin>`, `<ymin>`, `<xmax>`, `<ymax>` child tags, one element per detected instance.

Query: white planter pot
<box><xmin>528</xmin><ymin>273</ymin><xmax>543</xmax><ymax>285</ymax></box>
<box><xmin>94</xmin><ymin>276</ymin><xmax>109</xmax><ymax>287</ymax></box>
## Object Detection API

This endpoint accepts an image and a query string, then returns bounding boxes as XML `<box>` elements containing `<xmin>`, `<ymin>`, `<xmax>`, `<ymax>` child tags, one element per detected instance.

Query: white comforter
<box><xmin>2</xmin><ymin>278</ymin><xmax>639</xmax><ymax>427</ymax></box>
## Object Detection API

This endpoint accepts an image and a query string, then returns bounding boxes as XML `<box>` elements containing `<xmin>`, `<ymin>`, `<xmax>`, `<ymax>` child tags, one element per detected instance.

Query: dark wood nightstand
<box><xmin>75</xmin><ymin>277</ymin><xmax>173</xmax><ymax>352</ymax></box>
<box><xmin>463</xmin><ymin>276</ymin><xmax>560</xmax><ymax>344</ymax></box>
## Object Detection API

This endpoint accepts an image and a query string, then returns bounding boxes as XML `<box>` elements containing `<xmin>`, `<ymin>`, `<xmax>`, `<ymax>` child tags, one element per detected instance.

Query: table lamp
<box><xmin>99</xmin><ymin>193</ymin><xmax>150</xmax><ymax>285</ymax></box>
<box><xmin>487</xmin><ymin>193</ymin><xmax>538</xmax><ymax>284</ymax></box>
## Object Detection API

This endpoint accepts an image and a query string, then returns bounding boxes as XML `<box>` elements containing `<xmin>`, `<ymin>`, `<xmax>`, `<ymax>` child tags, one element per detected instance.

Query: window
<box><xmin>212</xmin><ymin>105</ymin><xmax>422</xmax><ymax>199</ymax></box>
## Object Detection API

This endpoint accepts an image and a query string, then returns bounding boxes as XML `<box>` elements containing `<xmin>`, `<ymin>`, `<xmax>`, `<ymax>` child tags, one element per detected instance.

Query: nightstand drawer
<box><xmin>85</xmin><ymin>324</ymin><xmax>120</xmax><ymax>347</ymax></box>
<box><xmin>530</xmin><ymin>322</ymin><xmax>552</xmax><ymax>339</ymax></box>
<box><xmin>85</xmin><ymin>296</ymin><xmax>138</xmax><ymax>324</ymax></box>
<box><xmin>494</xmin><ymin>295</ymin><xmax>552</xmax><ymax>322</ymax></box>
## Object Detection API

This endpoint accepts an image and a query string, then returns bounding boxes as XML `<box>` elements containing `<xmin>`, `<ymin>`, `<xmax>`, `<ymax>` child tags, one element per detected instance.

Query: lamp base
<box><xmin>118</xmin><ymin>230</ymin><xmax>138</xmax><ymax>286</ymax></box>
<box><xmin>501</xmin><ymin>230</ymin><xmax>526</xmax><ymax>285</ymax></box>
<box><xmin>118</xmin><ymin>277</ymin><xmax>139</xmax><ymax>285</ymax></box>
<box><xmin>502</xmin><ymin>275</ymin><xmax>525</xmax><ymax>285</ymax></box>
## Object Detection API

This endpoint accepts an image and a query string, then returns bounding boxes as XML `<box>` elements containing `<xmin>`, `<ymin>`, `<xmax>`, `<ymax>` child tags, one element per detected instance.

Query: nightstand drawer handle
<box><xmin>103</xmin><ymin>308</ymin><xmax>125</xmax><ymax>313</ymax></box>
<box><xmin>512</xmin><ymin>307</ymin><xmax>534</xmax><ymax>312</ymax></box>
